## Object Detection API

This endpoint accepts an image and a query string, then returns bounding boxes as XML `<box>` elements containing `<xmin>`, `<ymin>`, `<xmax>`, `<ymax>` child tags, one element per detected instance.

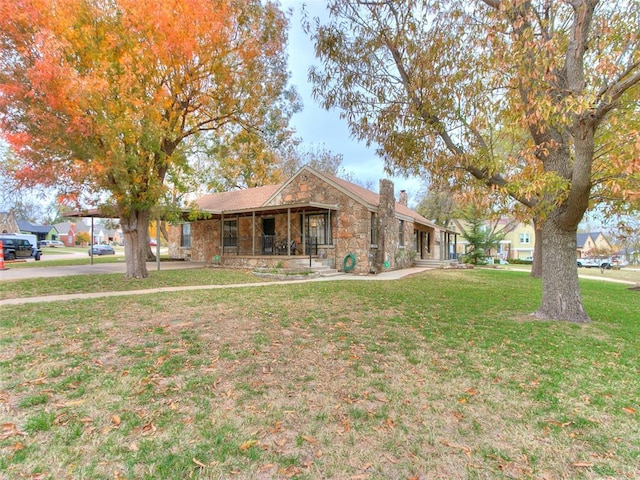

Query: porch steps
<box><xmin>289</xmin><ymin>258</ymin><xmax>344</xmax><ymax>277</ymax></box>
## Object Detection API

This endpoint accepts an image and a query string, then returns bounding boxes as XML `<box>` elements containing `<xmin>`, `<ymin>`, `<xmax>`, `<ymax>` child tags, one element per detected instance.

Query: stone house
<box><xmin>168</xmin><ymin>166</ymin><xmax>456</xmax><ymax>274</ymax></box>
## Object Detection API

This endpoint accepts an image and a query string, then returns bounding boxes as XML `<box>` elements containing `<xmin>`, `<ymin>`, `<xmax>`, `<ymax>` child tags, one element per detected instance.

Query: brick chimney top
<box><xmin>399</xmin><ymin>190</ymin><xmax>408</xmax><ymax>206</ymax></box>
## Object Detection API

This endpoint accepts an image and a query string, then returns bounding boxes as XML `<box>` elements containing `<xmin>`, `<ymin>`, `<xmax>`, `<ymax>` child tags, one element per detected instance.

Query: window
<box><xmin>370</xmin><ymin>212</ymin><xmax>378</xmax><ymax>245</ymax></box>
<box><xmin>305</xmin><ymin>213</ymin><xmax>331</xmax><ymax>245</ymax></box>
<box><xmin>399</xmin><ymin>220</ymin><xmax>405</xmax><ymax>246</ymax></box>
<box><xmin>181</xmin><ymin>223</ymin><xmax>191</xmax><ymax>248</ymax></box>
<box><xmin>223</xmin><ymin>220</ymin><xmax>238</xmax><ymax>247</ymax></box>
<box><xmin>519</xmin><ymin>232</ymin><xmax>530</xmax><ymax>244</ymax></box>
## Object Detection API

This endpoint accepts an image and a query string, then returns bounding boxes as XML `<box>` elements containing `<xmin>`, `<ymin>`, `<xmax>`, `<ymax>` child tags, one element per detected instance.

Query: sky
<box><xmin>280</xmin><ymin>1</ymin><xmax>425</xmax><ymax>205</ymax></box>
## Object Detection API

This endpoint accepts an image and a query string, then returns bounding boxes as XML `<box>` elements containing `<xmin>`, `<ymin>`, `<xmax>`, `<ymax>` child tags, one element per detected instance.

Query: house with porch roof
<box><xmin>168</xmin><ymin>166</ymin><xmax>457</xmax><ymax>274</ymax></box>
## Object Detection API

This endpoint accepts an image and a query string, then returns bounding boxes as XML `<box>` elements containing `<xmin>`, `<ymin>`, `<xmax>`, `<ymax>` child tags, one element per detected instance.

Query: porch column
<box><xmin>252</xmin><ymin>212</ymin><xmax>256</xmax><ymax>256</ymax></box>
<box><xmin>221</xmin><ymin>213</ymin><xmax>224</xmax><ymax>256</ymax></box>
<box><xmin>287</xmin><ymin>208</ymin><xmax>291</xmax><ymax>255</ymax></box>
<box><xmin>301</xmin><ymin>212</ymin><xmax>306</xmax><ymax>256</ymax></box>
<box><xmin>454</xmin><ymin>233</ymin><xmax>457</xmax><ymax>261</ymax></box>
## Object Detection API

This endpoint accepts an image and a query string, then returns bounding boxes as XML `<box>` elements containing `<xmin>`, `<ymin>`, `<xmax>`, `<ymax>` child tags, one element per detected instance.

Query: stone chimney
<box><xmin>377</xmin><ymin>179</ymin><xmax>397</xmax><ymax>271</ymax></box>
<box><xmin>399</xmin><ymin>190</ymin><xmax>408</xmax><ymax>206</ymax></box>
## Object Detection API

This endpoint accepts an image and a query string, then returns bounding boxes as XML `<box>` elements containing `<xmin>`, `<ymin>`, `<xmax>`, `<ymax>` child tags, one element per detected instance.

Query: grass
<box><xmin>1</xmin><ymin>269</ymin><xmax>639</xmax><ymax>479</ymax></box>
<box><xmin>0</xmin><ymin>267</ymin><xmax>269</xmax><ymax>300</ymax></box>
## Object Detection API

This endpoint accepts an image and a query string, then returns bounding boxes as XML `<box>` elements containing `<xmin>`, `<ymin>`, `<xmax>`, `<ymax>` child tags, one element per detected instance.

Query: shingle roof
<box><xmin>319</xmin><ymin>170</ymin><xmax>435</xmax><ymax>228</ymax></box>
<box><xmin>17</xmin><ymin>220</ymin><xmax>55</xmax><ymax>235</ymax></box>
<box><xmin>196</xmin><ymin>184</ymin><xmax>282</xmax><ymax>212</ymax></box>
<box><xmin>193</xmin><ymin>167</ymin><xmax>438</xmax><ymax>229</ymax></box>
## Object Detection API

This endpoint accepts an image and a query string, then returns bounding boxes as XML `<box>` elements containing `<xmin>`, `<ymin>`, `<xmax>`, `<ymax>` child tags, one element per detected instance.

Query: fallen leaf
<box><xmin>111</xmin><ymin>415</ymin><xmax>121</xmax><ymax>426</ymax></box>
<box><xmin>383</xmin><ymin>453</ymin><xmax>398</xmax><ymax>464</ymax></box>
<box><xmin>301</xmin><ymin>435</ymin><xmax>317</xmax><ymax>444</ymax></box>
<box><xmin>1</xmin><ymin>423</ymin><xmax>27</xmax><ymax>440</ymax></box>
<box><xmin>193</xmin><ymin>457</ymin><xmax>206</xmax><ymax>468</ymax></box>
<box><xmin>622</xmin><ymin>406</ymin><xmax>636</xmax><ymax>415</ymax></box>
<box><xmin>129</xmin><ymin>442</ymin><xmax>139</xmax><ymax>452</ymax></box>
<box><xmin>572</xmin><ymin>462</ymin><xmax>594</xmax><ymax>468</ymax></box>
<box><xmin>141</xmin><ymin>422</ymin><xmax>157</xmax><ymax>436</ymax></box>
<box><xmin>239</xmin><ymin>439</ymin><xmax>258</xmax><ymax>451</ymax></box>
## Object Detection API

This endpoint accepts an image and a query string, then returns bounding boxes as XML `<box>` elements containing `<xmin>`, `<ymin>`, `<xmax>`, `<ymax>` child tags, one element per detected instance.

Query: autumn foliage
<box><xmin>0</xmin><ymin>0</ymin><xmax>294</xmax><ymax>277</ymax></box>
<box><xmin>308</xmin><ymin>0</ymin><xmax>640</xmax><ymax>321</ymax></box>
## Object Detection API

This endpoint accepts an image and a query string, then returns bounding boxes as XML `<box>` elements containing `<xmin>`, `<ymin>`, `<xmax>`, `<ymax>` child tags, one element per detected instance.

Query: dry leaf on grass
<box><xmin>239</xmin><ymin>439</ymin><xmax>258</xmax><ymax>450</ymax></box>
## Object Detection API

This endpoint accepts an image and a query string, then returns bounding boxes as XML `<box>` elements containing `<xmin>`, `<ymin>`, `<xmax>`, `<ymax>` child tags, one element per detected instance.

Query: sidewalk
<box><xmin>0</xmin><ymin>264</ymin><xmax>432</xmax><ymax>307</ymax></box>
<box><xmin>0</xmin><ymin>259</ymin><xmax>202</xmax><ymax>281</ymax></box>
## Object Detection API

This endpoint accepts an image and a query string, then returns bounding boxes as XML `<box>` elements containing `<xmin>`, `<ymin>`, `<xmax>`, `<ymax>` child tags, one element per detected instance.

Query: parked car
<box><xmin>49</xmin><ymin>240</ymin><xmax>65</xmax><ymax>247</ymax></box>
<box><xmin>89</xmin><ymin>244</ymin><xmax>116</xmax><ymax>256</ymax></box>
<box><xmin>1</xmin><ymin>235</ymin><xmax>42</xmax><ymax>261</ymax></box>
<box><xmin>38</xmin><ymin>240</ymin><xmax>52</xmax><ymax>247</ymax></box>
<box><xmin>577</xmin><ymin>257</ymin><xmax>612</xmax><ymax>269</ymax></box>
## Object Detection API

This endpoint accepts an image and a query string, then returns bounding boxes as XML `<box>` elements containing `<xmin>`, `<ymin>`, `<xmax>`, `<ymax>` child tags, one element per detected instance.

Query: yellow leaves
<box><xmin>239</xmin><ymin>439</ymin><xmax>258</xmax><ymax>451</ymax></box>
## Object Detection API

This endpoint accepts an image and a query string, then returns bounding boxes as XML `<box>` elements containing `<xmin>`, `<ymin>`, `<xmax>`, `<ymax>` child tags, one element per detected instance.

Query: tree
<box><xmin>307</xmin><ymin>0</ymin><xmax>640</xmax><ymax>322</ymax></box>
<box><xmin>459</xmin><ymin>208</ymin><xmax>506</xmax><ymax>265</ymax></box>
<box><xmin>0</xmin><ymin>0</ymin><xmax>296</xmax><ymax>278</ymax></box>
<box><xmin>416</xmin><ymin>187</ymin><xmax>457</xmax><ymax>227</ymax></box>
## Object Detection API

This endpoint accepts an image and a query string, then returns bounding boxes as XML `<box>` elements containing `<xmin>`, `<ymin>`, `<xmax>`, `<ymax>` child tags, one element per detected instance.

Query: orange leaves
<box><xmin>1</xmin><ymin>423</ymin><xmax>27</xmax><ymax>440</ymax></box>
<box><xmin>1</xmin><ymin>0</ymin><xmax>293</xmax><ymax>221</ymax></box>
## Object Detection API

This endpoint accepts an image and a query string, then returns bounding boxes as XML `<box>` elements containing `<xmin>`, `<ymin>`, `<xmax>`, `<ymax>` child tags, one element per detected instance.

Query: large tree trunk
<box><xmin>535</xmin><ymin>217</ymin><xmax>590</xmax><ymax>323</ymax></box>
<box><xmin>121</xmin><ymin>209</ymin><xmax>150</xmax><ymax>279</ymax></box>
<box><xmin>531</xmin><ymin>220</ymin><xmax>542</xmax><ymax>278</ymax></box>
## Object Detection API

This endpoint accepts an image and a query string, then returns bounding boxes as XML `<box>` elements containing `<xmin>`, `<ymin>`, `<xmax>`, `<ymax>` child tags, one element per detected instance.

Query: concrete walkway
<box><xmin>0</xmin><ymin>263</ymin><xmax>432</xmax><ymax>307</ymax></box>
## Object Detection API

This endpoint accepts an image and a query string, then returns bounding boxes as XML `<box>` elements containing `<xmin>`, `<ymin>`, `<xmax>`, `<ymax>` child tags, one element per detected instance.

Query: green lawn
<box><xmin>0</xmin><ymin>267</ymin><xmax>267</xmax><ymax>300</ymax></box>
<box><xmin>1</xmin><ymin>269</ymin><xmax>638</xmax><ymax>479</ymax></box>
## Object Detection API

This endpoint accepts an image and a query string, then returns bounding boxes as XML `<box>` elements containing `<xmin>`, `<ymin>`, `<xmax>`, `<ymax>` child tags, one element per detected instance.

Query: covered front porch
<box><xmin>174</xmin><ymin>202</ymin><xmax>338</xmax><ymax>269</ymax></box>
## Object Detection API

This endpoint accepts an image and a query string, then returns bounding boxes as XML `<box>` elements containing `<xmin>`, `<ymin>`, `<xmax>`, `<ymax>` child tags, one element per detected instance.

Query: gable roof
<box><xmin>18</xmin><ymin>220</ymin><xmax>57</xmax><ymax>235</ymax></box>
<box><xmin>192</xmin><ymin>166</ymin><xmax>439</xmax><ymax>230</ymax></box>
<box><xmin>267</xmin><ymin>166</ymin><xmax>437</xmax><ymax>228</ymax></box>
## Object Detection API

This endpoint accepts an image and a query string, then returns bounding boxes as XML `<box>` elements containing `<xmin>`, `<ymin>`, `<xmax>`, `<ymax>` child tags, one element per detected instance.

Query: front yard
<box><xmin>1</xmin><ymin>269</ymin><xmax>638</xmax><ymax>479</ymax></box>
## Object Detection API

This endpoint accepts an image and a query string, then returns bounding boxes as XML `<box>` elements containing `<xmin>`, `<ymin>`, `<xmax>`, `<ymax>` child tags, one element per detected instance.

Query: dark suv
<box><xmin>0</xmin><ymin>236</ymin><xmax>42</xmax><ymax>261</ymax></box>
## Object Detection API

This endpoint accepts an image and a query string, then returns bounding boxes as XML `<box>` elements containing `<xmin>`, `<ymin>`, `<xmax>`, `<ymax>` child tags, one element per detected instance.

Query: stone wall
<box><xmin>270</xmin><ymin>171</ymin><xmax>374</xmax><ymax>274</ymax></box>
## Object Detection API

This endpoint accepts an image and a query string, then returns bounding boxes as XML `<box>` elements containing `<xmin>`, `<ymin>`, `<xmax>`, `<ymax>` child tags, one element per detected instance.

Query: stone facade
<box><xmin>169</xmin><ymin>167</ymin><xmax>443</xmax><ymax>275</ymax></box>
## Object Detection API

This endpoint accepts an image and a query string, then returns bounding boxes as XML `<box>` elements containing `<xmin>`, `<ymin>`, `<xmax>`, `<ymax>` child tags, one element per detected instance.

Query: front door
<box><xmin>262</xmin><ymin>218</ymin><xmax>276</xmax><ymax>254</ymax></box>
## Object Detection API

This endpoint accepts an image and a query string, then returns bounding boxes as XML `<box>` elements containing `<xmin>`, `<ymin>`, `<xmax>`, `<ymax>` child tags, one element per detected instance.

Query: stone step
<box><xmin>415</xmin><ymin>259</ymin><xmax>460</xmax><ymax>268</ymax></box>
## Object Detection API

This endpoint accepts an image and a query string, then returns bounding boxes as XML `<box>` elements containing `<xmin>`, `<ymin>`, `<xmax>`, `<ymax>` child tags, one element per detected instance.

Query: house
<box><xmin>55</xmin><ymin>220</ymin><xmax>123</xmax><ymax>246</ymax></box>
<box><xmin>0</xmin><ymin>211</ymin><xmax>20</xmax><ymax>234</ymax></box>
<box><xmin>17</xmin><ymin>220</ymin><xmax>60</xmax><ymax>243</ymax></box>
<box><xmin>452</xmin><ymin>218</ymin><xmax>535</xmax><ymax>261</ymax></box>
<box><xmin>168</xmin><ymin>166</ymin><xmax>457</xmax><ymax>274</ymax></box>
<box><xmin>53</xmin><ymin>221</ymin><xmax>77</xmax><ymax>246</ymax></box>
<box><xmin>576</xmin><ymin>232</ymin><xmax>613</xmax><ymax>258</ymax></box>
<box><xmin>454</xmin><ymin>217</ymin><xmax>615</xmax><ymax>262</ymax></box>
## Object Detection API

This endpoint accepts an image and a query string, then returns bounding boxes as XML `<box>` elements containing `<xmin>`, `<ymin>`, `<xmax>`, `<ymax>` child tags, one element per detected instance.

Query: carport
<box><xmin>66</xmin><ymin>208</ymin><xmax>165</xmax><ymax>270</ymax></box>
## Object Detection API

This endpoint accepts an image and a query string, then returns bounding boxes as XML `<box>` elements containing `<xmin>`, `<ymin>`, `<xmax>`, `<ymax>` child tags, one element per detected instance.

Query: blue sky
<box><xmin>281</xmin><ymin>1</ymin><xmax>425</xmax><ymax>205</ymax></box>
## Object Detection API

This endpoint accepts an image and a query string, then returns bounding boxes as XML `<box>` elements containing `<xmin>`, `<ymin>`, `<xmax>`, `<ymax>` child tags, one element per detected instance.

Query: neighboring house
<box><xmin>0</xmin><ymin>211</ymin><xmax>20</xmax><ymax>234</ymax></box>
<box><xmin>452</xmin><ymin>218</ymin><xmax>535</xmax><ymax>261</ymax></box>
<box><xmin>17</xmin><ymin>220</ymin><xmax>60</xmax><ymax>243</ymax></box>
<box><xmin>576</xmin><ymin>232</ymin><xmax>613</xmax><ymax>258</ymax></box>
<box><xmin>168</xmin><ymin>166</ymin><xmax>457</xmax><ymax>274</ymax></box>
<box><xmin>54</xmin><ymin>221</ymin><xmax>77</xmax><ymax>246</ymax></box>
